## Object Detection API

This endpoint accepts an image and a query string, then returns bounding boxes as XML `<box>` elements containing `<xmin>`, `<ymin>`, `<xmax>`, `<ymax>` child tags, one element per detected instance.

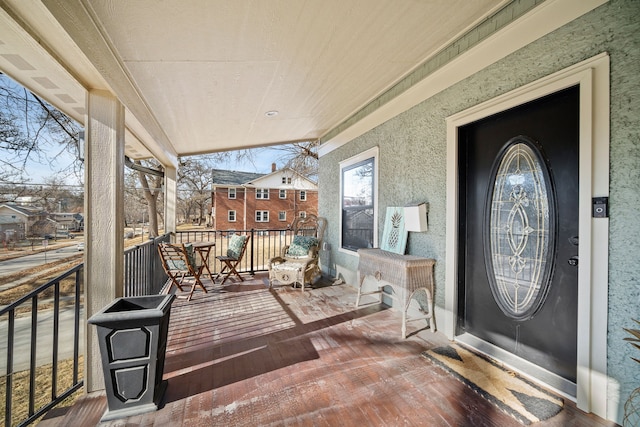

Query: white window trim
<box><xmin>278</xmin><ymin>211</ymin><xmax>286</xmax><ymax>221</ymax></box>
<box><xmin>256</xmin><ymin>188</ymin><xmax>269</xmax><ymax>199</ymax></box>
<box><xmin>228</xmin><ymin>210</ymin><xmax>236</xmax><ymax>222</ymax></box>
<box><xmin>339</xmin><ymin>146</ymin><xmax>379</xmax><ymax>256</ymax></box>
<box><xmin>256</xmin><ymin>210</ymin><xmax>269</xmax><ymax>222</ymax></box>
<box><xmin>299</xmin><ymin>190</ymin><xmax>306</xmax><ymax>201</ymax></box>
<box><xmin>279</xmin><ymin>189</ymin><xmax>287</xmax><ymax>199</ymax></box>
<box><xmin>228</xmin><ymin>187</ymin><xmax>236</xmax><ymax>199</ymax></box>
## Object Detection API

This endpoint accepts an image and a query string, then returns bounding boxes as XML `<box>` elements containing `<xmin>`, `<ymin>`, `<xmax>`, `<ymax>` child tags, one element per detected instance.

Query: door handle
<box><xmin>568</xmin><ymin>256</ymin><xmax>579</xmax><ymax>267</ymax></box>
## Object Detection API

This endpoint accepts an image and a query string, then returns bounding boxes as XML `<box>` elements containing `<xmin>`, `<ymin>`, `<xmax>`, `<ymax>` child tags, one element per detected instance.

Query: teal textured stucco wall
<box><xmin>318</xmin><ymin>0</ymin><xmax>639</xmax><ymax>422</ymax></box>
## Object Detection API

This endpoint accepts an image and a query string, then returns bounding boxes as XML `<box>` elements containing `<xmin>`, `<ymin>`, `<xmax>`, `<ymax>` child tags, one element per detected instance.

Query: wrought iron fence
<box><xmin>124</xmin><ymin>234</ymin><xmax>171</xmax><ymax>297</ymax></box>
<box><xmin>174</xmin><ymin>228</ymin><xmax>294</xmax><ymax>276</ymax></box>
<box><xmin>0</xmin><ymin>264</ymin><xmax>83</xmax><ymax>427</ymax></box>
<box><xmin>0</xmin><ymin>227</ymin><xmax>294</xmax><ymax>426</ymax></box>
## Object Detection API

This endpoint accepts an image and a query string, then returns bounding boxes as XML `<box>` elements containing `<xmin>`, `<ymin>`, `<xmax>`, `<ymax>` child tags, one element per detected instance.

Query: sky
<box><xmin>24</xmin><ymin>149</ymin><xmax>80</xmax><ymax>185</ymax></box>
<box><xmin>22</xmin><ymin>145</ymin><xmax>286</xmax><ymax>186</ymax></box>
<box><xmin>205</xmin><ymin>146</ymin><xmax>286</xmax><ymax>174</ymax></box>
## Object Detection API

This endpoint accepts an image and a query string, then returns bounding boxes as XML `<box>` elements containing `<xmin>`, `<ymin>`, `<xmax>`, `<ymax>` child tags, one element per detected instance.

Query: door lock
<box><xmin>568</xmin><ymin>256</ymin><xmax>579</xmax><ymax>267</ymax></box>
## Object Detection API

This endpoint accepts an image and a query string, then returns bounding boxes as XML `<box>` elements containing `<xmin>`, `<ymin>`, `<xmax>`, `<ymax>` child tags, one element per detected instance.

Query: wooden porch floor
<box><xmin>40</xmin><ymin>273</ymin><xmax>616</xmax><ymax>426</ymax></box>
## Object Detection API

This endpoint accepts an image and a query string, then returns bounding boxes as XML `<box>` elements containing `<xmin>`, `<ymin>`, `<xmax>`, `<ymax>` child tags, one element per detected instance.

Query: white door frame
<box><xmin>444</xmin><ymin>53</ymin><xmax>610</xmax><ymax>418</ymax></box>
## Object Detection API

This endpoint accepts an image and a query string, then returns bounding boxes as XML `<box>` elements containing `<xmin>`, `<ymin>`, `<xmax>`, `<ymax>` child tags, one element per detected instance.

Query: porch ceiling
<box><xmin>0</xmin><ymin>0</ymin><xmax>506</xmax><ymax>166</ymax></box>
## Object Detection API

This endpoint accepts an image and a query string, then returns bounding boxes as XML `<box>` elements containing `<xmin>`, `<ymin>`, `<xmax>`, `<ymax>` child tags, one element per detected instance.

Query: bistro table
<box><xmin>190</xmin><ymin>241</ymin><xmax>216</xmax><ymax>281</ymax></box>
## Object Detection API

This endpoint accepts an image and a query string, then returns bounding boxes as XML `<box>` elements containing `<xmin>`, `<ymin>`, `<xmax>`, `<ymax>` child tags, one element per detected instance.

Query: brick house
<box><xmin>211</xmin><ymin>165</ymin><xmax>318</xmax><ymax>232</ymax></box>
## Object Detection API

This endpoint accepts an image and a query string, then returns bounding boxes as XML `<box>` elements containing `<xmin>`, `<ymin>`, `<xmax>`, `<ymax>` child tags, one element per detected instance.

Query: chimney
<box><xmin>272</xmin><ymin>163</ymin><xmax>277</xmax><ymax>172</ymax></box>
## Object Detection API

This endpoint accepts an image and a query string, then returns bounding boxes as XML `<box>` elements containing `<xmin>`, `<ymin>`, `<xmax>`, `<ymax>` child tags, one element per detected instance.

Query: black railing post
<box><xmin>52</xmin><ymin>282</ymin><xmax>60</xmax><ymax>400</ymax></box>
<box><xmin>73</xmin><ymin>270</ymin><xmax>81</xmax><ymax>385</ymax></box>
<box><xmin>249</xmin><ymin>229</ymin><xmax>255</xmax><ymax>275</ymax></box>
<box><xmin>5</xmin><ymin>311</ymin><xmax>14</xmax><ymax>427</ymax></box>
<box><xmin>29</xmin><ymin>297</ymin><xmax>38</xmax><ymax>417</ymax></box>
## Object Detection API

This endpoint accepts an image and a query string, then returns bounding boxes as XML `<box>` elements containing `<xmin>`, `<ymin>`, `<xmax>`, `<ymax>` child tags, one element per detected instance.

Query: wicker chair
<box><xmin>268</xmin><ymin>215</ymin><xmax>327</xmax><ymax>291</ymax></box>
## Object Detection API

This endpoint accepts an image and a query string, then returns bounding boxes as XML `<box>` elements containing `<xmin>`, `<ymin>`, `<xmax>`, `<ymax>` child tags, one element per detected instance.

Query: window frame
<box><xmin>256</xmin><ymin>210</ymin><xmax>269</xmax><ymax>222</ymax></box>
<box><xmin>278</xmin><ymin>211</ymin><xmax>286</xmax><ymax>221</ymax></box>
<box><xmin>279</xmin><ymin>189</ymin><xmax>287</xmax><ymax>199</ymax></box>
<box><xmin>256</xmin><ymin>188</ymin><xmax>269</xmax><ymax>199</ymax></box>
<box><xmin>339</xmin><ymin>146</ymin><xmax>379</xmax><ymax>254</ymax></box>
<box><xmin>299</xmin><ymin>190</ymin><xmax>307</xmax><ymax>201</ymax></box>
<box><xmin>228</xmin><ymin>187</ymin><xmax>236</xmax><ymax>199</ymax></box>
<box><xmin>228</xmin><ymin>210</ymin><xmax>236</xmax><ymax>222</ymax></box>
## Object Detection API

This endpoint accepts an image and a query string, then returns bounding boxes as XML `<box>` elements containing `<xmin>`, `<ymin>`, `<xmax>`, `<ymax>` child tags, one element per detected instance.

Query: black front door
<box><xmin>458</xmin><ymin>86</ymin><xmax>579</xmax><ymax>384</ymax></box>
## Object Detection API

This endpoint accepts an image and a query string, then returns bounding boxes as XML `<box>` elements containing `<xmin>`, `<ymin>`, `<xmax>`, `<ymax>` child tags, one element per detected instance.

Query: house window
<box><xmin>256</xmin><ymin>211</ymin><xmax>269</xmax><ymax>222</ymax></box>
<box><xmin>228</xmin><ymin>210</ymin><xmax>236</xmax><ymax>222</ymax></box>
<box><xmin>228</xmin><ymin>188</ymin><xmax>236</xmax><ymax>199</ymax></box>
<box><xmin>282</xmin><ymin>177</ymin><xmax>291</xmax><ymax>184</ymax></box>
<box><xmin>256</xmin><ymin>188</ymin><xmax>269</xmax><ymax>199</ymax></box>
<box><xmin>299</xmin><ymin>191</ymin><xmax>307</xmax><ymax>201</ymax></box>
<box><xmin>340</xmin><ymin>147</ymin><xmax>378</xmax><ymax>252</ymax></box>
<box><xmin>299</xmin><ymin>211</ymin><xmax>307</xmax><ymax>218</ymax></box>
<box><xmin>279</xmin><ymin>189</ymin><xmax>287</xmax><ymax>199</ymax></box>
<box><xmin>278</xmin><ymin>211</ymin><xmax>286</xmax><ymax>221</ymax></box>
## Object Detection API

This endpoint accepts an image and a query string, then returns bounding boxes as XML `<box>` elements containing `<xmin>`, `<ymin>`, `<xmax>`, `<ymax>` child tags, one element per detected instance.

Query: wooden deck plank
<box><xmin>42</xmin><ymin>273</ymin><xmax>617</xmax><ymax>427</ymax></box>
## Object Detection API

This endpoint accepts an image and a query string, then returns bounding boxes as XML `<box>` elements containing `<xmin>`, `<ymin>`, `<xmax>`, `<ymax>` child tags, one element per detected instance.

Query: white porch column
<box><xmin>84</xmin><ymin>90</ymin><xmax>125</xmax><ymax>392</ymax></box>
<box><xmin>164</xmin><ymin>166</ymin><xmax>177</xmax><ymax>237</ymax></box>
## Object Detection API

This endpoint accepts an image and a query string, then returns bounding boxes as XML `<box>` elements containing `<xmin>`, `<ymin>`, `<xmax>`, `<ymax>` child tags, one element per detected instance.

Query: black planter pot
<box><xmin>88</xmin><ymin>294</ymin><xmax>175</xmax><ymax>421</ymax></box>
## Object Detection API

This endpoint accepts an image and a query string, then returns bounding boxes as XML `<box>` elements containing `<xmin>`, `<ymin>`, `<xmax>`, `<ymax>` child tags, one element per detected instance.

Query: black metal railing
<box><xmin>123</xmin><ymin>234</ymin><xmax>171</xmax><ymax>297</ymax></box>
<box><xmin>174</xmin><ymin>228</ymin><xmax>295</xmax><ymax>276</ymax></box>
<box><xmin>1</xmin><ymin>227</ymin><xmax>294</xmax><ymax>426</ymax></box>
<box><xmin>1</xmin><ymin>264</ymin><xmax>83</xmax><ymax>427</ymax></box>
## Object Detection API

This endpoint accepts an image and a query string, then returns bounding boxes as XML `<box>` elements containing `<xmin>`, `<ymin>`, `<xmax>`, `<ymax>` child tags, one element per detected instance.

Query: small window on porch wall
<box><xmin>279</xmin><ymin>211</ymin><xmax>286</xmax><ymax>221</ymax></box>
<box><xmin>228</xmin><ymin>188</ymin><xmax>236</xmax><ymax>199</ymax></box>
<box><xmin>256</xmin><ymin>211</ymin><xmax>269</xmax><ymax>222</ymax></box>
<box><xmin>256</xmin><ymin>188</ymin><xmax>269</xmax><ymax>199</ymax></box>
<box><xmin>299</xmin><ymin>211</ymin><xmax>307</xmax><ymax>218</ymax></box>
<box><xmin>228</xmin><ymin>210</ymin><xmax>236</xmax><ymax>222</ymax></box>
<box><xmin>340</xmin><ymin>147</ymin><xmax>378</xmax><ymax>252</ymax></box>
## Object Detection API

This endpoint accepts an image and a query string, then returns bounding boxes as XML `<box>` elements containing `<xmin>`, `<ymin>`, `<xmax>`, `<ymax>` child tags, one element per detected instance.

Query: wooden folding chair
<box><xmin>215</xmin><ymin>234</ymin><xmax>249</xmax><ymax>286</ymax></box>
<box><xmin>158</xmin><ymin>242</ymin><xmax>208</xmax><ymax>300</ymax></box>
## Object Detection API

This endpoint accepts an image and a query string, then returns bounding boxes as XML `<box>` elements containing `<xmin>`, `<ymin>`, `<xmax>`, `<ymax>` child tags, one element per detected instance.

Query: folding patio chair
<box><xmin>158</xmin><ymin>242</ymin><xmax>208</xmax><ymax>300</ymax></box>
<box><xmin>215</xmin><ymin>234</ymin><xmax>249</xmax><ymax>286</ymax></box>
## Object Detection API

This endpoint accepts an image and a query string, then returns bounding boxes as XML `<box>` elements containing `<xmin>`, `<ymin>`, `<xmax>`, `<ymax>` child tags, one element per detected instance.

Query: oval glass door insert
<box><xmin>485</xmin><ymin>137</ymin><xmax>556</xmax><ymax>320</ymax></box>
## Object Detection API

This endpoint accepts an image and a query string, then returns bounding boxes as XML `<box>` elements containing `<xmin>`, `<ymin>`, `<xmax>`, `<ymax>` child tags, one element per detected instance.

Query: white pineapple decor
<box><xmin>388</xmin><ymin>210</ymin><xmax>403</xmax><ymax>249</ymax></box>
<box><xmin>381</xmin><ymin>207</ymin><xmax>408</xmax><ymax>254</ymax></box>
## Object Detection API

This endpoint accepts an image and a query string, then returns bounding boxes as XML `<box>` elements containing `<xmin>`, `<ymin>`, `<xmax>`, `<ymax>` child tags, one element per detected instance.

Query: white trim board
<box><xmin>444</xmin><ymin>53</ymin><xmax>610</xmax><ymax>420</ymax></box>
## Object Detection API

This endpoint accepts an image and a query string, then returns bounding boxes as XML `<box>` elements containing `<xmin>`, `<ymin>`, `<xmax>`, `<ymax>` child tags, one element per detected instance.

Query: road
<box><xmin>0</xmin><ymin>305</ymin><xmax>84</xmax><ymax>375</ymax></box>
<box><xmin>0</xmin><ymin>243</ymin><xmax>82</xmax><ymax>276</ymax></box>
<box><xmin>0</xmin><ymin>243</ymin><xmax>85</xmax><ymax>375</ymax></box>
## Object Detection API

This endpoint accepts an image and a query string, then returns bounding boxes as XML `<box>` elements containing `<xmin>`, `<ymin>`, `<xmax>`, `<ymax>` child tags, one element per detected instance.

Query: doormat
<box><xmin>421</xmin><ymin>344</ymin><xmax>563</xmax><ymax>425</ymax></box>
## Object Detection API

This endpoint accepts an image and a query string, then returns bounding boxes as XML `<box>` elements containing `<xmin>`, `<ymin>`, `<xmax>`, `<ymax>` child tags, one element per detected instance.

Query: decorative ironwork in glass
<box><xmin>485</xmin><ymin>139</ymin><xmax>555</xmax><ymax>320</ymax></box>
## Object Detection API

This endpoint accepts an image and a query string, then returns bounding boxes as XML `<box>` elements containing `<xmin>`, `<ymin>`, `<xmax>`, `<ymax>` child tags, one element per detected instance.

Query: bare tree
<box><xmin>178</xmin><ymin>157</ymin><xmax>214</xmax><ymax>225</ymax></box>
<box><xmin>276</xmin><ymin>141</ymin><xmax>319</xmax><ymax>179</ymax></box>
<box><xmin>133</xmin><ymin>160</ymin><xmax>164</xmax><ymax>238</ymax></box>
<box><xmin>124</xmin><ymin>168</ymin><xmax>148</xmax><ymax>230</ymax></box>
<box><xmin>0</xmin><ymin>73</ymin><xmax>83</xmax><ymax>187</ymax></box>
